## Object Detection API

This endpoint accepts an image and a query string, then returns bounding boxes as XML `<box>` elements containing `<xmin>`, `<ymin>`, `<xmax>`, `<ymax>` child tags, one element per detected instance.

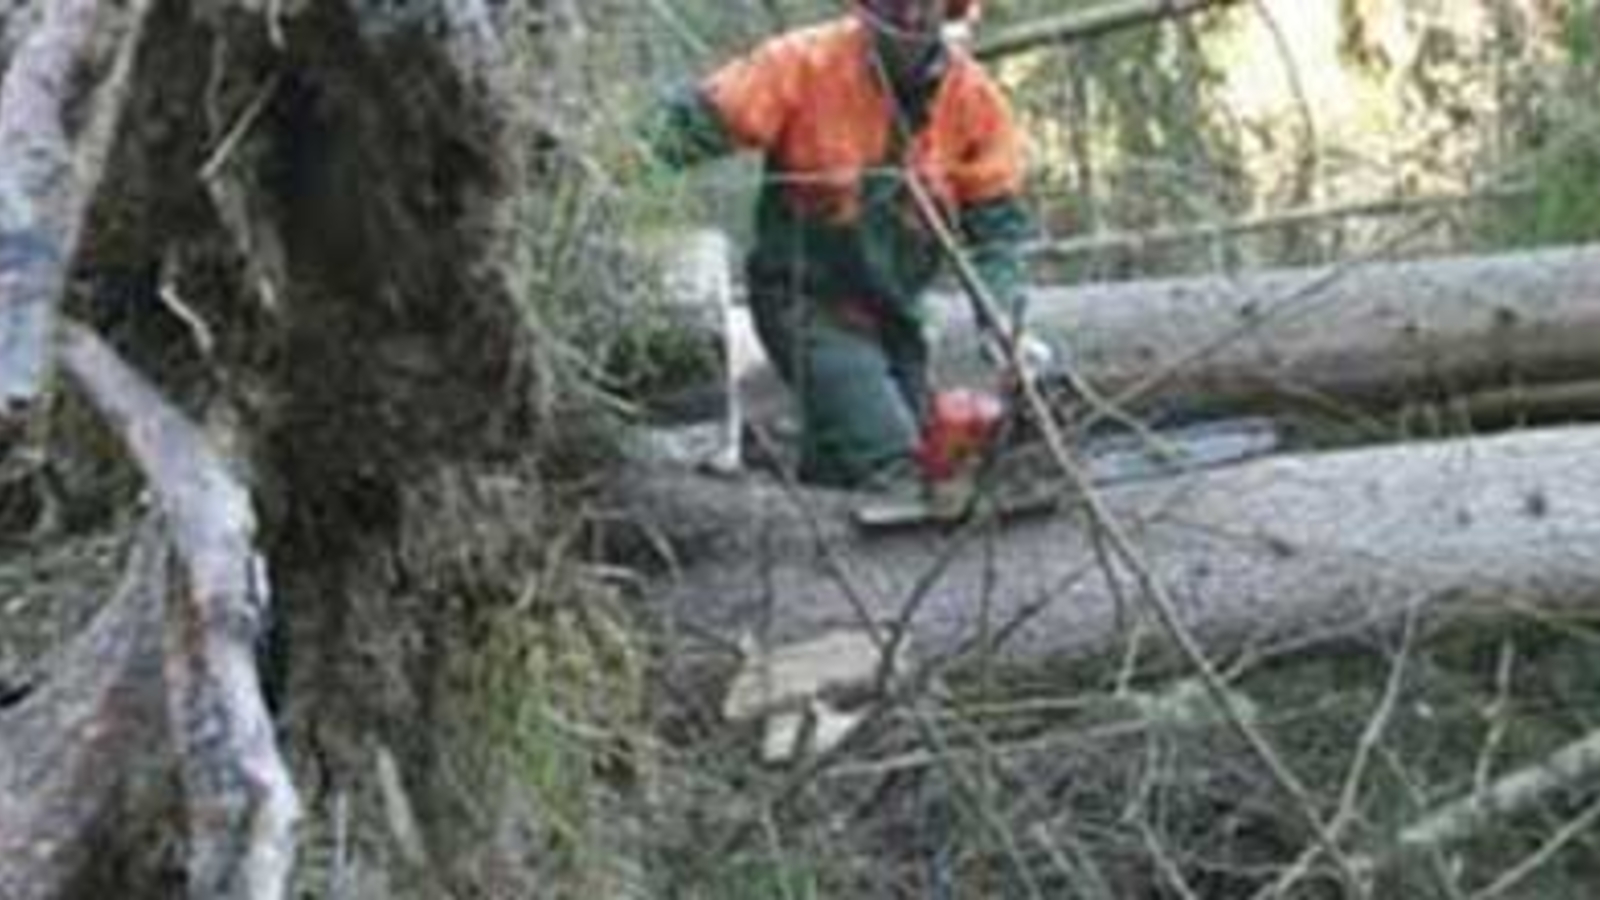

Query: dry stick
<box><xmin>1141</xmin><ymin>820</ymin><xmax>1203</xmax><ymax>900</ymax></box>
<box><xmin>1472</xmin><ymin>640</ymin><xmax>1517</xmax><ymax>797</ymax></box>
<box><xmin>60</xmin><ymin>320</ymin><xmax>298</xmax><ymax>900</ymax></box>
<box><xmin>906</xmin><ymin>173</ymin><xmax>1367</xmax><ymax>895</ymax></box>
<box><xmin>1030</xmin><ymin>822</ymin><xmax>1117</xmax><ymax>900</ymax></box>
<box><xmin>199</xmin><ymin>71</ymin><xmax>284</xmax><ymax>183</ymax></box>
<box><xmin>976</xmin><ymin>0</ymin><xmax>1246</xmax><ymax>62</ymax></box>
<box><xmin>0</xmin><ymin>0</ymin><xmax>151</xmax><ymax>414</ymax></box>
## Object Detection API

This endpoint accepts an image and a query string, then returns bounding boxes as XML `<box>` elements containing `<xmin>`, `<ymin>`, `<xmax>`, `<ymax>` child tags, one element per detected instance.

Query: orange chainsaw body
<box><xmin>915</xmin><ymin>388</ymin><xmax>1004</xmax><ymax>483</ymax></box>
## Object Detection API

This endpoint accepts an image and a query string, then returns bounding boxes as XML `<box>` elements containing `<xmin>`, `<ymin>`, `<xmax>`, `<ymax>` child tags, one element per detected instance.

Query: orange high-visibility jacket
<box><xmin>650</xmin><ymin>15</ymin><xmax>1032</xmax><ymax>317</ymax></box>
<box><xmin>703</xmin><ymin>16</ymin><xmax>1024</xmax><ymax>225</ymax></box>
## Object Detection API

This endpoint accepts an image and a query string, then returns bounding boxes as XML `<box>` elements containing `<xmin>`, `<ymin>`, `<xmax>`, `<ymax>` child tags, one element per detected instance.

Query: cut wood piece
<box><xmin>762</xmin><ymin>699</ymin><xmax>869</xmax><ymax>765</ymax></box>
<box><xmin>723</xmin><ymin>628</ymin><xmax>909</xmax><ymax>721</ymax></box>
<box><xmin>704</xmin><ymin>245</ymin><xmax>1600</xmax><ymax>429</ymax></box>
<box><xmin>615</xmin><ymin>424</ymin><xmax>1600</xmax><ymax>671</ymax></box>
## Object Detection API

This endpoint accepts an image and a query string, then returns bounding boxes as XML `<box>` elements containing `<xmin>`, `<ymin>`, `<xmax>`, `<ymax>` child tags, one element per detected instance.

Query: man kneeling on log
<box><xmin>643</xmin><ymin>0</ymin><xmax>1040</xmax><ymax>490</ymax></box>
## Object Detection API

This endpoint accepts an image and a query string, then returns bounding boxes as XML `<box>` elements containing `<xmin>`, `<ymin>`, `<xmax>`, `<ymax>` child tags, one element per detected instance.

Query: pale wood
<box><xmin>0</xmin><ymin>0</ymin><xmax>149</xmax><ymax>414</ymax></box>
<box><xmin>723</xmin><ymin>628</ymin><xmax>907</xmax><ymax>721</ymax></box>
<box><xmin>762</xmin><ymin>699</ymin><xmax>869</xmax><ymax>764</ymax></box>
<box><xmin>59</xmin><ymin>322</ymin><xmax>297</xmax><ymax>900</ymax></box>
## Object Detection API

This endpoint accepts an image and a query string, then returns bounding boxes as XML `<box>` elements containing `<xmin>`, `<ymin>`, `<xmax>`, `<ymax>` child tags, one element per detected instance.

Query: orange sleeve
<box><xmin>949</xmin><ymin>67</ymin><xmax>1026</xmax><ymax>205</ymax></box>
<box><xmin>700</xmin><ymin>32</ymin><xmax>809</xmax><ymax>152</ymax></box>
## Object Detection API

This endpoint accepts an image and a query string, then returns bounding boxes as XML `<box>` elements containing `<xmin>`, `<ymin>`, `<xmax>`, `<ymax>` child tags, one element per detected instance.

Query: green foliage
<box><xmin>1483</xmin><ymin>1</ymin><xmax>1600</xmax><ymax>248</ymax></box>
<box><xmin>469</xmin><ymin>582</ymin><xmax>647</xmax><ymax>897</ymax></box>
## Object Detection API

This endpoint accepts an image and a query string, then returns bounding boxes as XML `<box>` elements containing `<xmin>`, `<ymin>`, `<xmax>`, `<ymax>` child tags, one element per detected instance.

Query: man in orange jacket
<box><xmin>647</xmin><ymin>0</ymin><xmax>1034</xmax><ymax>488</ymax></box>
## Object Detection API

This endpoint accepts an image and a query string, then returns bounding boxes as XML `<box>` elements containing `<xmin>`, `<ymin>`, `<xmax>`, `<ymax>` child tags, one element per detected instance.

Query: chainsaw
<box><xmin>853</xmin><ymin>410</ymin><xmax>1281</xmax><ymax>530</ymax></box>
<box><xmin>851</xmin><ymin>173</ymin><xmax>1281</xmax><ymax>531</ymax></box>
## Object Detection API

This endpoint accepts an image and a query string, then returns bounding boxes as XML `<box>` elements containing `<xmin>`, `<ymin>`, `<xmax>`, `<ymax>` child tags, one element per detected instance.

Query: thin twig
<box><xmin>1256</xmin><ymin>602</ymin><xmax>1418</xmax><ymax>900</ymax></box>
<box><xmin>199</xmin><ymin>71</ymin><xmax>283</xmax><ymax>183</ymax></box>
<box><xmin>1141</xmin><ymin>821</ymin><xmax>1203</xmax><ymax>900</ymax></box>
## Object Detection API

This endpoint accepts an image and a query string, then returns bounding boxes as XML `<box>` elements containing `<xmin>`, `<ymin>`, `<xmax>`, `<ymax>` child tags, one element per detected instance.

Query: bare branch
<box><xmin>60</xmin><ymin>321</ymin><xmax>297</xmax><ymax>900</ymax></box>
<box><xmin>0</xmin><ymin>0</ymin><xmax>151</xmax><ymax>416</ymax></box>
<box><xmin>1025</xmin><ymin>189</ymin><xmax>1522</xmax><ymax>264</ymax></box>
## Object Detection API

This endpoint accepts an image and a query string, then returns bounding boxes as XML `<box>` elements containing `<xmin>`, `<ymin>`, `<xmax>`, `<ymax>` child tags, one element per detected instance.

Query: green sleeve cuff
<box><xmin>958</xmin><ymin>196</ymin><xmax>1035</xmax><ymax>330</ymax></box>
<box><xmin>640</xmin><ymin>86</ymin><xmax>737</xmax><ymax>171</ymax></box>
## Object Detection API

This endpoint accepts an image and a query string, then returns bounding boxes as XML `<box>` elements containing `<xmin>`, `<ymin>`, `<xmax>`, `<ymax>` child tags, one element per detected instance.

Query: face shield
<box><xmin>857</xmin><ymin>0</ymin><xmax>948</xmax><ymax>93</ymax></box>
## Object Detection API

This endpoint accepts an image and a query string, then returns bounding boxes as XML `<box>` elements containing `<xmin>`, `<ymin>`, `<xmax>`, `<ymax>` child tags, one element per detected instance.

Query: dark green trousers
<box><xmin>749</xmin><ymin>285</ymin><xmax>929</xmax><ymax>488</ymax></box>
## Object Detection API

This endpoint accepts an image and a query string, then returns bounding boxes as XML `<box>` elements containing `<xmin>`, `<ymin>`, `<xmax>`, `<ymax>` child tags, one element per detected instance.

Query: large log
<box><xmin>616</xmin><ymin>424</ymin><xmax>1600</xmax><ymax>671</ymax></box>
<box><xmin>688</xmin><ymin>244</ymin><xmax>1600</xmax><ymax>429</ymax></box>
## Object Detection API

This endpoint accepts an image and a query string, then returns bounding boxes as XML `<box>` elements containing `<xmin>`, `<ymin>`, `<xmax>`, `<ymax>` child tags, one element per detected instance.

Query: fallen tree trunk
<box><xmin>617</xmin><ymin>424</ymin><xmax>1600</xmax><ymax>672</ymax></box>
<box><xmin>684</xmin><ymin>244</ymin><xmax>1600</xmax><ymax>429</ymax></box>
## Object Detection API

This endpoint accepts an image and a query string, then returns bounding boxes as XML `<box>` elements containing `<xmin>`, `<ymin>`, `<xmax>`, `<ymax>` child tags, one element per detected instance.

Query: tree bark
<box><xmin>0</xmin><ymin>0</ymin><xmax>150</xmax><ymax>413</ymax></box>
<box><xmin>967</xmin><ymin>244</ymin><xmax>1600</xmax><ymax>417</ymax></box>
<box><xmin>60</xmin><ymin>321</ymin><xmax>297</xmax><ymax>900</ymax></box>
<box><xmin>694</xmin><ymin>244</ymin><xmax>1600</xmax><ymax>429</ymax></box>
<box><xmin>616</xmin><ymin>424</ymin><xmax>1600</xmax><ymax>673</ymax></box>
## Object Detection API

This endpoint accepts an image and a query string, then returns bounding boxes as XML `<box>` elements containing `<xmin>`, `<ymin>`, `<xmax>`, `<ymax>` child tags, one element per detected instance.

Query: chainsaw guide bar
<box><xmin>851</xmin><ymin>417</ymin><xmax>1281</xmax><ymax>532</ymax></box>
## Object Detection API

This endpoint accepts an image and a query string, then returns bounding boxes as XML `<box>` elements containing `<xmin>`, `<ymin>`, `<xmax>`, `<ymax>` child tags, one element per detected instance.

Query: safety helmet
<box><xmin>856</xmin><ymin>0</ymin><xmax>979</xmax><ymax>24</ymax></box>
